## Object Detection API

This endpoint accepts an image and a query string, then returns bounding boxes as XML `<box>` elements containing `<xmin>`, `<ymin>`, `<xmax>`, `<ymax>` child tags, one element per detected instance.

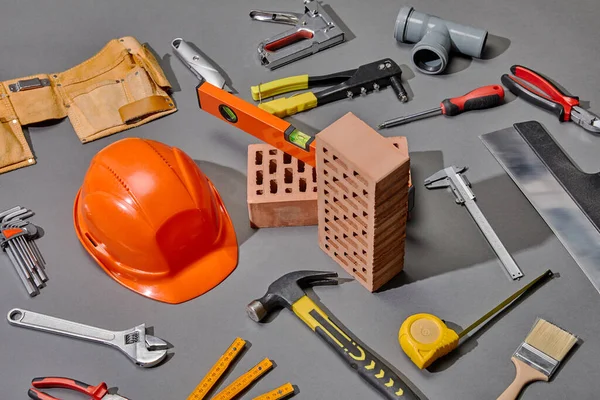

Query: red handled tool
<box><xmin>378</xmin><ymin>84</ymin><xmax>505</xmax><ymax>129</ymax></box>
<box><xmin>501</xmin><ymin>65</ymin><xmax>600</xmax><ymax>133</ymax></box>
<box><xmin>28</xmin><ymin>377</ymin><xmax>128</xmax><ymax>400</ymax></box>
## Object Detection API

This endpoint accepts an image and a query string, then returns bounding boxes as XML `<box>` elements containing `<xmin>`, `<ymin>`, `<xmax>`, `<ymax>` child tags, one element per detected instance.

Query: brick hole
<box><xmin>283</xmin><ymin>153</ymin><xmax>292</xmax><ymax>164</ymax></box>
<box><xmin>362</xmin><ymin>267</ymin><xmax>367</xmax><ymax>273</ymax></box>
<box><xmin>323</xmin><ymin>160</ymin><xmax>338</xmax><ymax>173</ymax></box>
<box><xmin>269</xmin><ymin>149</ymin><xmax>277</xmax><ymax>155</ymax></box>
<box><xmin>343</xmin><ymin>194</ymin><xmax>348</xmax><ymax>200</ymax></box>
<box><xmin>255</xmin><ymin>151</ymin><xmax>263</xmax><ymax>165</ymax></box>
<box><xmin>353</xmin><ymin>171</ymin><xmax>368</xmax><ymax>185</ymax></box>
<box><xmin>256</xmin><ymin>170</ymin><xmax>263</xmax><ymax>185</ymax></box>
<box><xmin>393</xmin><ymin>143</ymin><xmax>400</xmax><ymax>149</ymax></box>
<box><xmin>325</xmin><ymin>243</ymin><xmax>330</xmax><ymax>250</ymax></box>
<box><xmin>333</xmin><ymin>154</ymin><xmax>338</xmax><ymax>161</ymax></box>
<box><xmin>362</xmin><ymin>249</ymin><xmax>367</xmax><ymax>255</ymax></box>
<box><xmin>284</xmin><ymin>168</ymin><xmax>293</xmax><ymax>184</ymax></box>
<box><xmin>334</xmin><ymin>215</ymin><xmax>339</xmax><ymax>221</ymax></box>
<box><xmin>332</xmin><ymin>197</ymin><xmax>348</xmax><ymax>212</ymax></box>
<box><xmin>270</xmin><ymin>179</ymin><xmax>278</xmax><ymax>194</ymax></box>
<box><xmin>256</xmin><ymin>190</ymin><xmax>263</xmax><ymax>195</ymax></box>
<box><xmin>333</xmin><ymin>176</ymin><xmax>338</xmax><ymax>182</ymax></box>
<box><xmin>334</xmin><ymin>235</ymin><xmax>338</xmax><ymax>240</ymax></box>
<box><xmin>343</xmin><ymin>233</ymin><xmax>348</xmax><ymax>239</ymax></box>
<box><xmin>325</xmin><ymin>208</ymin><xmax>329</xmax><ymax>214</ymax></box>
<box><xmin>312</xmin><ymin>168</ymin><xmax>317</xmax><ymax>183</ymax></box>
<box><xmin>324</xmin><ymin>199</ymin><xmax>329</xmax><ymax>204</ymax></box>
<box><xmin>336</xmin><ymin>253</ymin><xmax>349</xmax><ymax>266</ymax></box>
<box><xmin>352</xmin><ymin>268</ymin><xmax>366</xmax><ymax>282</ymax></box>
<box><xmin>362</xmin><ymin>230</ymin><xmax>367</xmax><ymax>236</ymax></box>
<box><xmin>323</xmin><ymin>147</ymin><xmax>328</xmax><ymax>154</ymax></box>
<box><xmin>324</xmin><ymin>189</ymin><xmax>329</xmax><ymax>196</ymax></box>
<box><xmin>332</xmin><ymin>155</ymin><xmax>348</xmax><ymax>169</ymax></box>
<box><xmin>323</xmin><ymin>169</ymin><xmax>329</xmax><ymax>176</ymax></box>
<box><xmin>299</xmin><ymin>178</ymin><xmax>307</xmax><ymax>192</ymax></box>
<box><xmin>298</xmin><ymin>160</ymin><xmax>305</xmax><ymax>173</ymax></box>
<box><xmin>269</xmin><ymin>159</ymin><xmax>277</xmax><ymax>174</ymax></box>
<box><xmin>285</xmin><ymin>188</ymin><xmax>292</xmax><ymax>193</ymax></box>
<box><xmin>363</xmin><ymin>189</ymin><xmax>368</xmax><ymax>196</ymax></box>
<box><xmin>363</xmin><ymin>211</ymin><xmax>368</xmax><ymax>217</ymax></box>
<box><xmin>313</xmin><ymin>187</ymin><xmax>317</xmax><ymax>192</ymax></box>
<box><xmin>325</xmin><ymin>226</ymin><xmax>329</xmax><ymax>231</ymax></box>
<box><xmin>352</xmin><ymin>192</ymin><xmax>367</xmax><ymax>208</ymax></box>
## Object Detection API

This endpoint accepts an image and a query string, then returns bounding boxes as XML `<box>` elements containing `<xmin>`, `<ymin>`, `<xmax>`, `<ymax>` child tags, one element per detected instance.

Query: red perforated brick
<box><xmin>317</xmin><ymin>112</ymin><xmax>410</xmax><ymax>291</ymax></box>
<box><xmin>247</xmin><ymin>143</ymin><xmax>318</xmax><ymax>228</ymax></box>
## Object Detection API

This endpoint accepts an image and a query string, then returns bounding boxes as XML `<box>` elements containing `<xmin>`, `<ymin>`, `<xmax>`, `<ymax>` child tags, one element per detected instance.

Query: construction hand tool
<box><xmin>400</xmin><ymin>269</ymin><xmax>553</xmax><ymax>369</ymax></box>
<box><xmin>252</xmin><ymin>383</ymin><xmax>295</xmax><ymax>400</ymax></box>
<box><xmin>0</xmin><ymin>206</ymin><xmax>47</xmax><ymax>296</ymax></box>
<box><xmin>188</xmin><ymin>337</ymin><xmax>281</xmax><ymax>400</ymax></box>
<box><xmin>424</xmin><ymin>166</ymin><xmax>524</xmax><ymax>280</ymax></box>
<box><xmin>247</xmin><ymin>270</ymin><xmax>422</xmax><ymax>400</ymax></box>
<box><xmin>7</xmin><ymin>308</ymin><xmax>169</xmax><ymax>367</ymax></box>
<box><xmin>497</xmin><ymin>318</ymin><xmax>578</xmax><ymax>400</ymax></box>
<box><xmin>378</xmin><ymin>84</ymin><xmax>504</xmax><ymax>129</ymax></box>
<box><xmin>251</xmin><ymin>59</ymin><xmax>408</xmax><ymax>118</ymax></box>
<box><xmin>28</xmin><ymin>377</ymin><xmax>129</xmax><ymax>400</ymax></box>
<box><xmin>187</xmin><ymin>337</ymin><xmax>246</xmax><ymax>400</ymax></box>
<box><xmin>502</xmin><ymin>65</ymin><xmax>600</xmax><ymax>133</ymax></box>
<box><xmin>250</xmin><ymin>0</ymin><xmax>344</xmax><ymax>69</ymax></box>
<box><xmin>481</xmin><ymin>121</ymin><xmax>600</xmax><ymax>294</ymax></box>
<box><xmin>172</xmin><ymin>38</ymin><xmax>317</xmax><ymax>167</ymax></box>
<box><xmin>212</xmin><ymin>358</ymin><xmax>273</xmax><ymax>400</ymax></box>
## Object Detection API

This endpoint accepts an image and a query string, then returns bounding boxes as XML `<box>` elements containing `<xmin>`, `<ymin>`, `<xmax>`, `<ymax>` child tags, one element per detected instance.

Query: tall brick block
<box><xmin>247</xmin><ymin>143</ymin><xmax>318</xmax><ymax>228</ymax></box>
<box><xmin>317</xmin><ymin>113</ymin><xmax>410</xmax><ymax>291</ymax></box>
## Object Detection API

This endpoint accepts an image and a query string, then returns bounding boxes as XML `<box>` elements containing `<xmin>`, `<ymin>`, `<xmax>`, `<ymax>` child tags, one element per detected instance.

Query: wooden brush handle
<box><xmin>497</xmin><ymin>357</ymin><xmax>549</xmax><ymax>400</ymax></box>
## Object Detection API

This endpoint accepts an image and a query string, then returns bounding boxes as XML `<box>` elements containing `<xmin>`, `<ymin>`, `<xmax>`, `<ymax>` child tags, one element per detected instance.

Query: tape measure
<box><xmin>187</xmin><ymin>338</ymin><xmax>246</xmax><ymax>400</ymax></box>
<box><xmin>213</xmin><ymin>358</ymin><xmax>274</xmax><ymax>400</ymax></box>
<box><xmin>399</xmin><ymin>269</ymin><xmax>554</xmax><ymax>369</ymax></box>
<box><xmin>252</xmin><ymin>383</ymin><xmax>295</xmax><ymax>400</ymax></box>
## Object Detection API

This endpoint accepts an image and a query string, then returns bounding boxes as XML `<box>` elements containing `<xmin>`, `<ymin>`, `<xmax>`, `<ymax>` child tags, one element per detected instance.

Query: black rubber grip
<box><xmin>502</xmin><ymin>74</ymin><xmax>566</xmax><ymax>120</ymax></box>
<box><xmin>515</xmin><ymin>121</ymin><xmax>600</xmax><ymax>232</ymax></box>
<box><xmin>310</xmin><ymin>311</ymin><xmax>421</xmax><ymax>399</ymax></box>
<box><xmin>390</xmin><ymin>75</ymin><xmax>408</xmax><ymax>101</ymax></box>
<box><xmin>442</xmin><ymin>94</ymin><xmax>502</xmax><ymax>116</ymax></box>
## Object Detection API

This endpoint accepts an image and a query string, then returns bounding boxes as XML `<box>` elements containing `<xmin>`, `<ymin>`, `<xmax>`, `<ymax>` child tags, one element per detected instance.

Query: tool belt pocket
<box><xmin>0</xmin><ymin>92</ymin><xmax>35</xmax><ymax>174</ymax></box>
<box><xmin>59</xmin><ymin>37</ymin><xmax>176</xmax><ymax>143</ymax></box>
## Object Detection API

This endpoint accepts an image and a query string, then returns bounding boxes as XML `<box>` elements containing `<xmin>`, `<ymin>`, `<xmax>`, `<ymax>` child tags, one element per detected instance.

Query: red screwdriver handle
<box><xmin>441</xmin><ymin>85</ymin><xmax>505</xmax><ymax>116</ymax></box>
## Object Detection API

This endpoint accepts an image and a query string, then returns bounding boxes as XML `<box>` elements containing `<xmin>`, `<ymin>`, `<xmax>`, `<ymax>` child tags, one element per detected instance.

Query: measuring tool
<box><xmin>399</xmin><ymin>269</ymin><xmax>554</xmax><ymax>369</ymax></box>
<box><xmin>172</xmin><ymin>38</ymin><xmax>317</xmax><ymax>167</ymax></box>
<box><xmin>378</xmin><ymin>84</ymin><xmax>504</xmax><ymax>129</ymax></box>
<box><xmin>424</xmin><ymin>165</ymin><xmax>524</xmax><ymax>280</ymax></box>
<box><xmin>187</xmin><ymin>338</ymin><xmax>287</xmax><ymax>400</ymax></box>
<box><xmin>187</xmin><ymin>338</ymin><xmax>246</xmax><ymax>400</ymax></box>
<box><xmin>213</xmin><ymin>358</ymin><xmax>273</xmax><ymax>400</ymax></box>
<box><xmin>252</xmin><ymin>383</ymin><xmax>295</xmax><ymax>400</ymax></box>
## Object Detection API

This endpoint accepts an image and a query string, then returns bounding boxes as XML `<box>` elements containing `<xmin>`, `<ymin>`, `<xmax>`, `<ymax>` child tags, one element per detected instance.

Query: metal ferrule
<box><xmin>514</xmin><ymin>342</ymin><xmax>558</xmax><ymax>377</ymax></box>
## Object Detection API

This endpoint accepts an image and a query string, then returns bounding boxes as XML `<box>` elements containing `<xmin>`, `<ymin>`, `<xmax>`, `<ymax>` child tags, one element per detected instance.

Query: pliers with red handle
<box><xmin>28</xmin><ymin>377</ymin><xmax>129</xmax><ymax>400</ymax></box>
<box><xmin>501</xmin><ymin>64</ymin><xmax>600</xmax><ymax>133</ymax></box>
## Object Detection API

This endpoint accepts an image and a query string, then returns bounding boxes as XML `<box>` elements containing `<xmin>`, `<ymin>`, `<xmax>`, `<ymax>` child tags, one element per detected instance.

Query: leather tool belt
<box><xmin>0</xmin><ymin>36</ymin><xmax>177</xmax><ymax>174</ymax></box>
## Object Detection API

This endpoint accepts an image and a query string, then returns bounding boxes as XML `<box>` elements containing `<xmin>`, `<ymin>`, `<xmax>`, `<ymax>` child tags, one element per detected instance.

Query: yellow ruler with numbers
<box><xmin>252</xmin><ymin>383</ymin><xmax>295</xmax><ymax>400</ymax></box>
<box><xmin>212</xmin><ymin>358</ymin><xmax>274</xmax><ymax>400</ymax></box>
<box><xmin>187</xmin><ymin>337</ymin><xmax>246</xmax><ymax>400</ymax></box>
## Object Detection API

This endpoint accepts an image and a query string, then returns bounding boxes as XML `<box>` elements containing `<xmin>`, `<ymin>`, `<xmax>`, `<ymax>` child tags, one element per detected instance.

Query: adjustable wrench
<box><xmin>7</xmin><ymin>308</ymin><xmax>169</xmax><ymax>367</ymax></box>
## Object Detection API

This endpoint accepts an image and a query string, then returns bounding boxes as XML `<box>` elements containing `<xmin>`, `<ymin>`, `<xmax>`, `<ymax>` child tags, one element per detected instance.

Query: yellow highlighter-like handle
<box><xmin>251</xmin><ymin>75</ymin><xmax>309</xmax><ymax>100</ymax></box>
<box><xmin>399</xmin><ymin>314</ymin><xmax>460</xmax><ymax>369</ymax></box>
<box><xmin>291</xmin><ymin>295</ymin><xmax>420</xmax><ymax>400</ymax></box>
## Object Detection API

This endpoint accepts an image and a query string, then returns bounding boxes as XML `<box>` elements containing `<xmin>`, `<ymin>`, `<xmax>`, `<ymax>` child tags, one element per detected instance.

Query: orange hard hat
<box><xmin>73</xmin><ymin>138</ymin><xmax>238</xmax><ymax>304</ymax></box>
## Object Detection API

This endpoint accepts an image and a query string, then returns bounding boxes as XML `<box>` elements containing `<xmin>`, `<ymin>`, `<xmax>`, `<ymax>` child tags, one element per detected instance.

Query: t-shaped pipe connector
<box><xmin>394</xmin><ymin>6</ymin><xmax>488</xmax><ymax>75</ymax></box>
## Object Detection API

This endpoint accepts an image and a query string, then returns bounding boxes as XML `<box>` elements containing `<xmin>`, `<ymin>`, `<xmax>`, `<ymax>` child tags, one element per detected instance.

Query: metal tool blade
<box><xmin>481</xmin><ymin>126</ymin><xmax>600</xmax><ymax>293</ymax></box>
<box><xmin>171</xmin><ymin>38</ymin><xmax>227</xmax><ymax>89</ymax></box>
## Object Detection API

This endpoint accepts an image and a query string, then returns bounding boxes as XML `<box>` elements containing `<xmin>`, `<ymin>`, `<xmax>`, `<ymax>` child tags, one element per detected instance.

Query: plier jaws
<box><xmin>501</xmin><ymin>64</ymin><xmax>600</xmax><ymax>133</ymax></box>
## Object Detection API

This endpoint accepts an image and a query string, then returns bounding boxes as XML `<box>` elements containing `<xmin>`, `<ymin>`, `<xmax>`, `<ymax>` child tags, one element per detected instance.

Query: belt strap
<box><xmin>119</xmin><ymin>95</ymin><xmax>175</xmax><ymax>123</ymax></box>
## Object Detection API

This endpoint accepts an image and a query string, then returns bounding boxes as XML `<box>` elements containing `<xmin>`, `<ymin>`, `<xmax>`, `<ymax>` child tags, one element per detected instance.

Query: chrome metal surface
<box><xmin>171</xmin><ymin>38</ymin><xmax>226</xmax><ymax>89</ymax></box>
<box><xmin>481</xmin><ymin>127</ymin><xmax>600</xmax><ymax>293</ymax></box>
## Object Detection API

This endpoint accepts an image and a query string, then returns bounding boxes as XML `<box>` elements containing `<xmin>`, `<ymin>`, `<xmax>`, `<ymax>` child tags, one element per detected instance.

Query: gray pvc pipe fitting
<box><xmin>394</xmin><ymin>6</ymin><xmax>488</xmax><ymax>74</ymax></box>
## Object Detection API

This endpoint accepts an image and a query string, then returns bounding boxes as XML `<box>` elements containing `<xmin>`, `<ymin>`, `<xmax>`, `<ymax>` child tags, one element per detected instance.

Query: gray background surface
<box><xmin>1</xmin><ymin>0</ymin><xmax>599</xmax><ymax>399</ymax></box>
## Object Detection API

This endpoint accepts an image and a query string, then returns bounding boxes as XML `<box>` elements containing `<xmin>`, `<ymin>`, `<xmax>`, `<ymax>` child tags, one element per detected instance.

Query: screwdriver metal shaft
<box><xmin>378</xmin><ymin>107</ymin><xmax>441</xmax><ymax>129</ymax></box>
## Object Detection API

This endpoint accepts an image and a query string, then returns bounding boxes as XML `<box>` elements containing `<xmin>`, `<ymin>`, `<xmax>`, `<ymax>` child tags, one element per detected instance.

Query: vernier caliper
<box><xmin>425</xmin><ymin>166</ymin><xmax>524</xmax><ymax>280</ymax></box>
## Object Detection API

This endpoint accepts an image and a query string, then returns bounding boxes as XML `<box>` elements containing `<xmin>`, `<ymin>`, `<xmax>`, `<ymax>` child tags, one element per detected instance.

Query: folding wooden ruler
<box><xmin>187</xmin><ymin>337</ymin><xmax>295</xmax><ymax>400</ymax></box>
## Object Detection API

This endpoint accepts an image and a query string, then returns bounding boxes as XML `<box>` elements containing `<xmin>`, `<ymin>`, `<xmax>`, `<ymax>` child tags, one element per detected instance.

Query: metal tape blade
<box><xmin>481</xmin><ymin>126</ymin><xmax>600</xmax><ymax>293</ymax></box>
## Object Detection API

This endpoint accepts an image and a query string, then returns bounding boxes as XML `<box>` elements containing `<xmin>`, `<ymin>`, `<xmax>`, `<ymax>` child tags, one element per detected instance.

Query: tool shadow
<box><xmin>379</xmin><ymin>150</ymin><xmax>553</xmax><ymax>291</ymax></box>
<box><xmin>194</xmin><ymin>160</ymin><xmax>255</xmax><ymax>246</ymax></box>
<box><xmin>426</xmin><ymin>274</ymin><xmax>560</xmax><ymax>373</ymax></box>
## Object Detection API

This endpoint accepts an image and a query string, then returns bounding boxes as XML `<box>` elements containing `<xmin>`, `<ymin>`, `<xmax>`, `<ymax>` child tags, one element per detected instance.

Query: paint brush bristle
<box><xmin>525</xmin><ymin>318</ymin><xmax>578</xmax><ymax>361</ymax></box>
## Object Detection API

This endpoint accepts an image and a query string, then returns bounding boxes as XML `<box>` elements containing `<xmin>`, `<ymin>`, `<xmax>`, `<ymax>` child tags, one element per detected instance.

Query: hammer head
<box><xmin>246</xmin><ymin>270</ymin><xmax>338</xmax><ymax>322</ymax></box>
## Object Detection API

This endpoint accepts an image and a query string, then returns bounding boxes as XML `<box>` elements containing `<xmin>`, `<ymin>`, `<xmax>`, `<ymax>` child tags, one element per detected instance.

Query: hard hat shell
<box><xmin>73</xmin><ymin>138</ymin><xmax>238</xmax><ymax>304</ymax></box>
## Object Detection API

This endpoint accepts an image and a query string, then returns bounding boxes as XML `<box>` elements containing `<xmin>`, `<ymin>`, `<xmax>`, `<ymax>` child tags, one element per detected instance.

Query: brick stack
<box><xmin>316</xmin><ymin>113</ymin><xmax>410</xmax><ymax>291</ymax></box>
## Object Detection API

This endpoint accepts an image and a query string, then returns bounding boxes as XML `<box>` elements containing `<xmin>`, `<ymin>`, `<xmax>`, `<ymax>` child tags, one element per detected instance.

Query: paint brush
<box><xmin>497</xmin><ymin>318</ymin><xmax>578</xmax><ymax>400</ymax></box>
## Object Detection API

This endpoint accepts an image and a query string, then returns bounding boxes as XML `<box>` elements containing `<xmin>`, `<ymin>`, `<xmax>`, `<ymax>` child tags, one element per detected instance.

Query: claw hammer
<box><xmin>247</xmin><ymin>271</ymin><xmax>422</xmax><ymax>399</ymax></box>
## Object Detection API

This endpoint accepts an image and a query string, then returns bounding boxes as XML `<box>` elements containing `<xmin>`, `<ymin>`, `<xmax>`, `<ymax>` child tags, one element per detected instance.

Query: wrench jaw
<box><xmin>116</xmin><ymin>324</ymin><xmax>168</xmax><ymax>368</ymax></box>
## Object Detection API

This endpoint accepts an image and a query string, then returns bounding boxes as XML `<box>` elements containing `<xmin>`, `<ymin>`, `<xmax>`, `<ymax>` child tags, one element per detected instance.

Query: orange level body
<box><xmin>196</xmin><ymin>82</ymin><xmax>316</xmax><ymax>166</ymax></box>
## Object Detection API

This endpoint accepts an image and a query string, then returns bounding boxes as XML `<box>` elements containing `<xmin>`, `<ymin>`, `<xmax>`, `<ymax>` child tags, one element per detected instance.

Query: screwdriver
<box><xmin>378</xmin><ymin>84</ymin><xmax>505</xmax><ymax>129</ymax></box>
<box><xmin>398</xmin><ymin>269</ymin><xmax>553</xmax><ymax>369</ymax></box>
